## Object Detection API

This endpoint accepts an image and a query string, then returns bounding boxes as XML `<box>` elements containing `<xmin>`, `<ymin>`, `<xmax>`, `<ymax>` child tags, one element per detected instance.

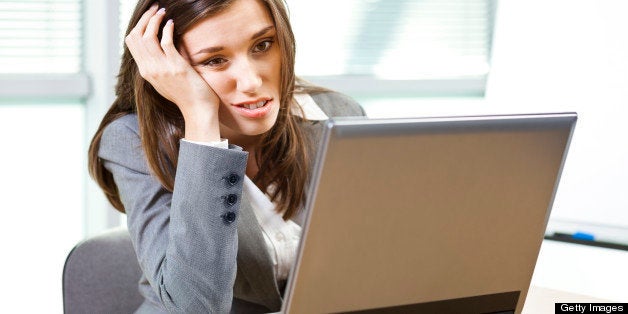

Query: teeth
<box><xmin>242</xmin><ymin>100</ymin><xmax>266</xmax><ymax>110</ymax></box>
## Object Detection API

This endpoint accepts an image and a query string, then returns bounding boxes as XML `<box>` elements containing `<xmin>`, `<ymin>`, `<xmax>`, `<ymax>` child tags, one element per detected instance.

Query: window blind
<box><xmin>288</xmin><ymin>0</ymin><xmax>494</xmax><ymax>79</ymax></box>
<box><xmin>0</xmin><ymin>0</ymin><xmax>82</xmax><ymax>74</ymax></box>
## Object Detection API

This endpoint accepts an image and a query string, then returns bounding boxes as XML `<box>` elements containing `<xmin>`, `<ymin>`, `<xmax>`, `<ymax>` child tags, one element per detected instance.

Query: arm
<box><xmin>107</xmin><ymin>5</ymin><xmax>250</xmax><ymax>312</ymax></box>
<box><xmin>99</xmin><ymin>116</ymin><xmax>247</xmax><ymax>313</ymax></box>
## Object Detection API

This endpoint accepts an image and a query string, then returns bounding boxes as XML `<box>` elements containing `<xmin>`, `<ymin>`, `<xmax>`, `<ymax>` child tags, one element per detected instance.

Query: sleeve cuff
<box><xmin>182</xmin><ymin>138</ymin><xmax>229</xmax><ymax>149</ymax></box>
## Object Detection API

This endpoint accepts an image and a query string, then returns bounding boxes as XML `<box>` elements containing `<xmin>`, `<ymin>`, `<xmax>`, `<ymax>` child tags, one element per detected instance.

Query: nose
<box><xmin>233</xmin><ymin>58</ymin><xmax>262</xmax><ymax>94</ymax></box>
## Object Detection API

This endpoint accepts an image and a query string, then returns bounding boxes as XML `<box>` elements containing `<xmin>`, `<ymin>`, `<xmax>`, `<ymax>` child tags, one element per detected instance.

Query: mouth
<box><xmin>232</xmin><ymin>98</ymin><xmax>274</xmax><ymax>118</ymax></box>
<box><xmin>234</xmin><ymin>98</ymin><xmax>271</xmax><ymax>110</ymax></box>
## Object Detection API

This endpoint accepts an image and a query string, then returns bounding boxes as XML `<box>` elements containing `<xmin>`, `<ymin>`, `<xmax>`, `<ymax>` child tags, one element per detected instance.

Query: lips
<box><xmin>232</xmin><ymin>98</ymin><xmax>273</xmax><ymax>118</ymax></box>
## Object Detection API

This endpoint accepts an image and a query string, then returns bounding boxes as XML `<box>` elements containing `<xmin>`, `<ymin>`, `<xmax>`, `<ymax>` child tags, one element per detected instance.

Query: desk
<box><xmin>523</xmin><ymin>286</ymin><xmax>611</xmax><ymax>314</ymax></box>
<box><xmin>530</xmin><ymin>239</ymin><xmax>628</xmax><ymax>301</ymax></box>
<box><xmin>521</xmin><ymin>239</ymin><xmax>628</xmax><ymax>313</ymax></box>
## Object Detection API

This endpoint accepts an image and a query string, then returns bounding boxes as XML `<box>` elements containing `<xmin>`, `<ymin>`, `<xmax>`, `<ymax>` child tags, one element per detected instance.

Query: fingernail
<box><xmin>157</xmin><ymin>8</ymin><xmax>165</xmax><ymax>15</ymax></box>
<box><xmin>166</xmin><ymin>19</ymin><xmax>173</xmax><ymax>25</ymax></box>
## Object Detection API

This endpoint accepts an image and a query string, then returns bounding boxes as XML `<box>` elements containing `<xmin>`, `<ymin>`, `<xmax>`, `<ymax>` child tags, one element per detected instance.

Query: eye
<box><xmin>253</xmin><ymin>39</ymin><xmax>273</xmax><ymax>53</ymax></box>
<box><xmin>202</xmin><ymin>57</ymin><xmax>228</xmax><ymax>67</ymax></box>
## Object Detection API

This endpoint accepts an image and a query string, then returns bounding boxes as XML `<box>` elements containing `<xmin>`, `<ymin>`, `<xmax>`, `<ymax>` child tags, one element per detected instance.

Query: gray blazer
<box><xmin>98</xmin><ymin>91</ymin><xmax>365</xmax><ymax>314</ymax></box>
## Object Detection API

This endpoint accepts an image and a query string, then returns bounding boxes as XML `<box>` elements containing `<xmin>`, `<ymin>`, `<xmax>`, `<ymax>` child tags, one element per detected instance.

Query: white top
<box><xmin>183</xmin><ymin>93</ymin><xmax>328</xmax><ymax>282</ymax></box>
<box><xmin>243</xmin><ymin>177</ymin><xmax>302</xmax><ymax>282</ymax></box>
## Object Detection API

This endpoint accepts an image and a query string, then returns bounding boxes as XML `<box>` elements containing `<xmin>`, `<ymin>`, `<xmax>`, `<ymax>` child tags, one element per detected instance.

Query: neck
<box><xmin>245</xmin><ymin>149</ymin><xmax>259</xmax><ymax>179</ymax></box>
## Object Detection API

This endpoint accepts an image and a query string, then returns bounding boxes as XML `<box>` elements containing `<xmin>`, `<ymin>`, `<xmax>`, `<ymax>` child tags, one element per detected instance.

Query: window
<box><xmin>0</xmin><ymin>0</ymin><xmax>82</xmax><ymax>74</ymax></box>
<box><xmin>0</xmin><ymin>0</ymin><xmax>86</xmax><ymax>312</ymax></box>
<box><xmin>0</xmin><ymin>0</ymin><xmax>88</xmax><ymax>97</ymax></box>
<box><xmin>288</xmin><ymin>0</ymin><xmax>495</xmax><ymax>97</ymax></box>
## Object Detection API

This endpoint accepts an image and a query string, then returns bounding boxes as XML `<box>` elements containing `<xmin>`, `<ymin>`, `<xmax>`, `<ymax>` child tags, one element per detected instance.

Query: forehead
<box><xmin>181</xmin><ymin>0</ymin><xmax>274</xmax><ymax>50</ymax></box>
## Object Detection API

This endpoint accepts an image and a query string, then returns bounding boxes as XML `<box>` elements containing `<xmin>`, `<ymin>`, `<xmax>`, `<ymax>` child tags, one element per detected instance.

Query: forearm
<box><xmin>160</xmin><ymin>141</ymin><xmax>247</xmax><ymax>312</ymax></box>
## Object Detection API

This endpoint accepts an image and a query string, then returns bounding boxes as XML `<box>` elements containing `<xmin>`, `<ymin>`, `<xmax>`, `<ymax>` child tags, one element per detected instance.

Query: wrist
<box><xmin>183</xmin><ymin>110</ymin><xmax>220</xmax><ymax>143</ymax></box>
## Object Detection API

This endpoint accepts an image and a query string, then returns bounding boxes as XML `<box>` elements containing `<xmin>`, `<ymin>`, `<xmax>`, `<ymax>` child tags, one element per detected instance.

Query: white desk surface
<box><xmin>531</xmin><ymin>239</ymin><xmax>628</xmax><ymax>300</ymax></box>
<box><xmin>521</xmin><ymin>239</ymin><xmax>628</xmax><ymax>313</ymax></box>
<box><xmin>523</xmin><ymin>286</ymin><xmax>610</xmax><ymax>314</ymax></box>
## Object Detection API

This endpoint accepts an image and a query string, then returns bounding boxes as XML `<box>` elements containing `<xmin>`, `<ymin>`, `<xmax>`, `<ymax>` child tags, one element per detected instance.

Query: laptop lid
<box><xmin>282</xmin><ymin>113</ymin><xmax>577</xmax><ymax>314</ymax></box>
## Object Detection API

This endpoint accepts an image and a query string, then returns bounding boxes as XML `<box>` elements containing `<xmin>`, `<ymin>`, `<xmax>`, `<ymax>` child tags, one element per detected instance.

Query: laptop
<box><xmin>281</xmin><ymin>113</ymin><xmax>577</xmax><ymax>314</ymax></box>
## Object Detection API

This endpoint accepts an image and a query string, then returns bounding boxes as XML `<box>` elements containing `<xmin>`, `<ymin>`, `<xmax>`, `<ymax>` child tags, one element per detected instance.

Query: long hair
<box><xmin>88</xmin><ymin>0</ymin><xmax>314</xmax><ymax>219</ymax></box>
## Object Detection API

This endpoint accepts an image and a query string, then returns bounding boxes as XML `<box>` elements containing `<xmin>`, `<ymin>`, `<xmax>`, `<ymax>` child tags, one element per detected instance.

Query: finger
<box><xmin>125</xmin><ymin>4</ymin><xmax>158</xmax><ymax>54</ymax></box>
<box><xmin>129</xmin><ymin>3</ymin><xmax>159</xmax><ymax>37</ymax></box>
<box><xmin>161</xmin><ymin>19</ymin><xmax>180</xmax><ymax>58</ymax></box>
<box><xmin>144</xmin><ymin>7</ymin><xmax>166</xmax><ymax>40</ymax></box>
<box><xmin>140</xmin><ymin>8</ymin><xmax>168</xmax><ymax>58</ymax></box>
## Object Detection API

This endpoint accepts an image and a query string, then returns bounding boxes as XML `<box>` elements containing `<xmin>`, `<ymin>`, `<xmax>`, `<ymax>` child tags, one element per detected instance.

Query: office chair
<box><xmin>63</xmin><ymin>227</ymin><xmax>143</xmax><ymax>314</ymax></box>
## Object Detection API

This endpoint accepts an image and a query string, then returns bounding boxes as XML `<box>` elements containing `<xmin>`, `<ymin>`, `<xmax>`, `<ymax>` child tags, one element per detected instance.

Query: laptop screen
<box><xmin>283</xmin><ymin>113</ymin><xmax>576</xmax><ymax>314</ymax></box>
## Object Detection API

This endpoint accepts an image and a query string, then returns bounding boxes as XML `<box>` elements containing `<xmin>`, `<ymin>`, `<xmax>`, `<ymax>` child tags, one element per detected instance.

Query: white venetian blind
<box><xmin>0</xmin><ymin>0</ymin><xmax>82</xmax><ymax>74</ymax></box>
<box><xmin>288</xmin><ymin>0</ymin><xmax>494</xmax><ymax>79</ymax></box>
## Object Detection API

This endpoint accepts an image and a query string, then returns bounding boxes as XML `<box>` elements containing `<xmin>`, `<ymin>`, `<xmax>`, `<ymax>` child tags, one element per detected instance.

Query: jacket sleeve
<box><xmin>98</xmin><ymin>115</ymin><xmax>248</xmax><ymax>313</ymax></box>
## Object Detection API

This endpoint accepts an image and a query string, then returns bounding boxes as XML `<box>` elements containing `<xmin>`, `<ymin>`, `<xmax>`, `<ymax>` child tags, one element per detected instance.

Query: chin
<box><xmin>242</xmin><ymin>120</ymin><xmax>277</xmax><ymax>136</ymax></box>
<box><xmin>220</xmin><ymin>117</ymin><xmax>278</xmax><ymax>145</ymax></box>
<box><xmin>237</xmin><ymin>111</ymin><xmax>280</xmax><ymax>136</ymax></box>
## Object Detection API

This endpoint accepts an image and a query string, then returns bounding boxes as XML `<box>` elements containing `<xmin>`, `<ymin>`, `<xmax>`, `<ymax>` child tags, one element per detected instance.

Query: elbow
<box><xmin>157</xmin><ymin>270</ymin><xmax>234</xmax><ymax>314</ymax></box>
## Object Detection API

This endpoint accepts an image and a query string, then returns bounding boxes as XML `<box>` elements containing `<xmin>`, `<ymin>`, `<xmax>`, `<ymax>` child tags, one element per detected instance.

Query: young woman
<box><xmin>88</xmin><ymin>0</ymin><xmax>364</xmax><ymax>312</ymax></box>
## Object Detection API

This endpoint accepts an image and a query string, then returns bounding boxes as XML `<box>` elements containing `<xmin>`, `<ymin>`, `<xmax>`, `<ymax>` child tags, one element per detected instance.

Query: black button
<box><xmin>226</xmin><ymin>173</ymin><xmax>240</xmax><ymax>186</ymax></box>
<box><xmin>222</xmin><ymin>211</ymin><xmax>237</xmax><ymax>224</ymax></box>
<box><xmin>224</xmin><ymin>194</ymin><xmax>238</xmax><ymax>206</ymax></box>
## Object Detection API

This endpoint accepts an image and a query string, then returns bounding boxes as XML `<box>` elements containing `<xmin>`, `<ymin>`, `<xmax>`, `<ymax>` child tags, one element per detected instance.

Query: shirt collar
<box><xmin>292</xmin><ymin>93</ymin><xmax>329</xmax><ymax>121</ymax></box>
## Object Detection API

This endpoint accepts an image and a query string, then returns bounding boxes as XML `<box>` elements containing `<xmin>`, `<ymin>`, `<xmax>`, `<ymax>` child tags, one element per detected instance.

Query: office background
<box><xmin>0</xmin><ymin>0</ymin><xmax>627</xmax><ymax>312</ymax></box>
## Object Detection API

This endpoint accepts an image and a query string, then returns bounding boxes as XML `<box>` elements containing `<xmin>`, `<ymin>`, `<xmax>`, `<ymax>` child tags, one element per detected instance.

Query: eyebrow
<box><xmin>192</xmin><ymin>25</ymin><xmax>276</xmax><ymax>56</ymax></box>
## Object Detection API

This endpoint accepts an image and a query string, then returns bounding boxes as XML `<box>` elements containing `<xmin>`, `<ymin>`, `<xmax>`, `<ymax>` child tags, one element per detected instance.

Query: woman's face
<box><xmin>181</xmin><ymin>0</ymin><xmax>281</xmax><ymax>146</ymax></box>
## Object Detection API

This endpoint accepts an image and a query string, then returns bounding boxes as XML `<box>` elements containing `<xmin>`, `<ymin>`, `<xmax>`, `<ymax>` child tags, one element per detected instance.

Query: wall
<box><xmin>0</xmin><ymin>103</ymin><xmax>84</xmax><ymax>313</ymax></box>
<box><xmin>486</xmin><ymin>0</ymin><xmax>628</xmax><ymax>235</ymax></box>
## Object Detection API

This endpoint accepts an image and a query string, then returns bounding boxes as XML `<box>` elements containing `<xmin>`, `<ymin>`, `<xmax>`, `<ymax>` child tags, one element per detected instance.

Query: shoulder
<box><xmin>100</xmin><ymin>114</ymin><xmax>141</xmax><ymax>154</ymax></box>
<box><xmin>98</xmin><ymin>113</ymin><xmax>149</xmax><ymax>172</ymax></box>
<box><xmin>102</xmin><ymin>114</ymin><xmax>140</xmax><ymax>139</ymax></box>
<box><xmin>309</xmin><ymin>91</ymin><xmax>366</xmax><ymax>118</ymax></box>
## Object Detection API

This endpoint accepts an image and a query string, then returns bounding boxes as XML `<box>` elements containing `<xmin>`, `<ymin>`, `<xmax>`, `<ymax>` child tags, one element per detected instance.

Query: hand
<box><xmin>125</xmin><ymin>4</ymin><xmax>220</xmax><ymax>142</ymax></box>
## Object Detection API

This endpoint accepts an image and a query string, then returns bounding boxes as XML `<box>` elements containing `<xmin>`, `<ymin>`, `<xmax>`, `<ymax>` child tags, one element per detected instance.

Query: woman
<box><xmin>88</xmin><ymin>0</ymin><xmax>364</xmax><ymax>312</ymax></box>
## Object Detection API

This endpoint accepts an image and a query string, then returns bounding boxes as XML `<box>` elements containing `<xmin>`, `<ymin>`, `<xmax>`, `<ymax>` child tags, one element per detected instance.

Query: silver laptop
<box><xmin>281</xmin><ymin>113</ymin><xmax>577</xmax><ymax>314</ymax></box>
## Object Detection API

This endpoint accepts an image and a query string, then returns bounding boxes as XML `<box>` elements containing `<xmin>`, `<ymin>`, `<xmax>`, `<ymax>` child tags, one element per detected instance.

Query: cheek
<box><xmin>264</xmin><ymin>56</ymin><xmax>281</xmax><ymax>91</ymax></box>
<box><xmin>199</xmin><ymin>72</ymin><xmax>231</xmax><ymax>101</ymax></box>
<box><xmin>270</xmin><ymin>52</ymin><xmax>282</xmax><ymax>79</ymax></box>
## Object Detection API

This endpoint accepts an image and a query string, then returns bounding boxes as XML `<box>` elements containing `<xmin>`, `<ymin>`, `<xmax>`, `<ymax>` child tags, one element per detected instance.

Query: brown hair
<box><xmin>88</xmin><ymin>0</ymin><xmax>316</xmax><ymax>219</ymax></box>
